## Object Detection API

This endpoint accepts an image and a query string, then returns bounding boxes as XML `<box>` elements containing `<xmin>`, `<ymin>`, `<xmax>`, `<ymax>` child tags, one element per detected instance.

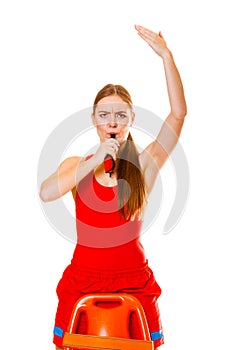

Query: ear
<box><xmin>91</xmin><ymin>113</ymin><xmax>96</xmax><ymax>126</ymax></box>
<box><xmin>131</xmin><ymin>111</ymin><xmax>135</xmax><ymax>126</ymax></box>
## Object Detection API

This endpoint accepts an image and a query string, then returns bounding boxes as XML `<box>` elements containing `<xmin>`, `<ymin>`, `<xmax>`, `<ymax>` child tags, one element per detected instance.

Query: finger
<box><xmin>113</xmin><ymin>145</ymin><xmax>118</xmax><ymax>153</ymax></box>
<box><xmin>112</xmin><ymin>139</ymin><xmax>120</xmax><ymax>148</ymax></box>
<box><xmin>135</xmin><ymin>25</ymin><xmax>157</xmax><ymax>37</ymax></box>
<box><xmin>109</xmin><ymin>146</ymin><xmax>117</xmax><ymax>158</ymax></box>
<box><xmin>107</xmin><ymin>139</ymin><xmax>120</xmax><ymax>149</ymax></box>
<box><xmin>137</xmin><ymin>28</ymin><xmax>158</xmax><ymax>42</ymax></box>
<box><xmin>137</xmin><ymin>31</ymin><xmax>155</xmax><ymax>45</ymax></box>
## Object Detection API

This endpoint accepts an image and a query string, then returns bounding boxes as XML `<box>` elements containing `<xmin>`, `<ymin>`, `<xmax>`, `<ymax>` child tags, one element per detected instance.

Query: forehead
<box><xmin>96</xmin><ymin>95</ymin><xmax>130</xmax><ymax>112</ymax></box>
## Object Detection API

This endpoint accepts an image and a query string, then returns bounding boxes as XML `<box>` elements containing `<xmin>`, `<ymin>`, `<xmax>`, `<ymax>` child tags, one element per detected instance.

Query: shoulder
<box><xmin>59</xmin><ymin>156</ymin><xmax>81</xmax><ymax>170</ymax></box>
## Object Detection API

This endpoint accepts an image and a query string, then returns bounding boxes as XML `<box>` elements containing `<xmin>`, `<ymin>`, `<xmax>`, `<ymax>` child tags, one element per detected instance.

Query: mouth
<box><xmin>108</xmin><ymin>133</ymin><xmax>117</xmax><ymax>138</ymax></box>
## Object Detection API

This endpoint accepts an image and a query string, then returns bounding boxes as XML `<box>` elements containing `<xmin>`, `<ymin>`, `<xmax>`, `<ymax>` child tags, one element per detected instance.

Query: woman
<box><xmin>40</xmin><ymin>25</ymin><xmax>187</xmax><ymax>350</ymax></box>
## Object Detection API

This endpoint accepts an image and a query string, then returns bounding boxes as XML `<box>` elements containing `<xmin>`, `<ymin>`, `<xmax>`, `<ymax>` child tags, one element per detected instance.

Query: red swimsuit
<box><xmin>74</xmin><ymin>170</ymin><xmax>146</xmax><ymax>267</ymax></box>
<box><xmin>53</xmin><ymin>170</ymin><xmax>164</xmax><ymax>347</ymax></box>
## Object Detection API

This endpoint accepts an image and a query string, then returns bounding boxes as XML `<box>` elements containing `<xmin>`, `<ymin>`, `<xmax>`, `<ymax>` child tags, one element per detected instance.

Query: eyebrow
<box><xmin>97</xmin><ymin>110</ymin><xmax>128</xmax><ymax>113</ymax></box>
<box><xmin>97</xmin><ymin>110</ymin><xmax>110</xmax><ymax>113</ymax></box>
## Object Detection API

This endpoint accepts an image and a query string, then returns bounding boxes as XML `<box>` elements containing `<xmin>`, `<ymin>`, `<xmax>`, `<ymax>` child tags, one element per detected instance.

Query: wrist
<box><xmin>93</xmin><ymin>151</ymin><xmax>106</xmax><ymax>167</ymax></box>
<box><xmin>161</xmin><ymin>48</ymin><xmax>173</xmax><ymax>62</ymax></box>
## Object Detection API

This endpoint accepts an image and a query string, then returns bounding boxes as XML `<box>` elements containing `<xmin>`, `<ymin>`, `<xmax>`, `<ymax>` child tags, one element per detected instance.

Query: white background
<box><xmin>1</xmin><ymin>0</ymin><xmax>226</xmax><ymax>349</ymax></box>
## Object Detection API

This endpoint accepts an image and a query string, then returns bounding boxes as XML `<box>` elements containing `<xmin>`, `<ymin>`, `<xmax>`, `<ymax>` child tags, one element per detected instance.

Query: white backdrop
<box><xmin>1</xmin><ymin>1</ymin><xmax>226</xmax><ymax>349</ymax></box>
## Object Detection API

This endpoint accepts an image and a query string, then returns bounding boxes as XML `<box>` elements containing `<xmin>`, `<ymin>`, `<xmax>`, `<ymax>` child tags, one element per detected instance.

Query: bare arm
<box><xmin>39</xmin><ymin>138</ymin><xmax>120</xmax><ymax>202</ymax></box>
<box><xmin>39</xmin><ymin>156</ymin><xmax>96</xmax><ymax>202</ymax></box>
<box><xmin>135</xmin><ymin>26</ymin><xmax>187</xmax><ymax>181</ymax></box>
<box><xmin>147</xmin><ymin>49</ymin><xmax>187</xmax><ymax>168</ymax></box>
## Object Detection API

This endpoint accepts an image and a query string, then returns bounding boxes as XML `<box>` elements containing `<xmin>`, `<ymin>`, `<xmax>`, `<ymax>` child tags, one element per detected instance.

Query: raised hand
<box><xmin>135</xmin><ymin>25</ymin><xmax>169</xmax><ymax>58</ymax></box>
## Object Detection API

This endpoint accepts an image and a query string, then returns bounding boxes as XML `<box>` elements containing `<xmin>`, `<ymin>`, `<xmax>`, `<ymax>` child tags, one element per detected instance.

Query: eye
<box><xmin>117</xmin><ymin>113</ymin><xmax>127</xmax><ymax>119</ymax></box>
<box><xmin>99</xmin><ymin>113</ymin><xmax>108</xmax><ymax>118</ymax></box>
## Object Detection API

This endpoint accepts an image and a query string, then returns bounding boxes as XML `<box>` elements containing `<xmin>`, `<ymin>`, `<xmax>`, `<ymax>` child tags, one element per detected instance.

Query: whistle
<box><xmin>104</xmin><ymin>134</ymin><xmax>116</xmax><ymax>177</ymax></box>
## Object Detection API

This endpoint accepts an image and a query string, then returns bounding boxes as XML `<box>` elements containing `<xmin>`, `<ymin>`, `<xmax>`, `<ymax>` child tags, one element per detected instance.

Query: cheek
<box><xmin>119</xmin><ymin>126</ymin><xmax>130</xmax><ymax>139</ymax></box>
<box><xmin>96</xmin><ymin>125</ymin><xmax>106</xmax><ymax>138</ymax></box>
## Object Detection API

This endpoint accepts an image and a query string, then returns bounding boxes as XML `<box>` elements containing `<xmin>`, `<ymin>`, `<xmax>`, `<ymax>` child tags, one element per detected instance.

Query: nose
<box><xmin>108</xmin><ymin>114</ymin><xmax>117</xmax><ymax>127</ymax></box>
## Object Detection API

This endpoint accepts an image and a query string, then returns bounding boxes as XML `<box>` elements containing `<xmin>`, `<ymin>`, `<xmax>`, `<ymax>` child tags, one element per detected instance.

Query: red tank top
<box><xmin>72</xmin><ymin>170</ymin><xmax>146</xmax><ymax>269</ymax></box>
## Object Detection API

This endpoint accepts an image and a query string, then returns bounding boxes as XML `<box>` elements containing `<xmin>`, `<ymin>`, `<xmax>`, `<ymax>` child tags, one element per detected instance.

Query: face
<box><xmin>92</xmin><ymin>95</ymin><xmax>135</xmax><ymax>143</ymax></box>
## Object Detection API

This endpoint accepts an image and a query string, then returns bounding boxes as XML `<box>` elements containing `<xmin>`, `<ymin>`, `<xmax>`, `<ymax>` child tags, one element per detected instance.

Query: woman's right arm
<box><xmin>39</xmin><ymin>137</ymin><xmax>119</xmax><ymax>202</ymax></box>
<box><xmin>39</xmin><ymin>155</ymin><xmax>100</xmax><ymax>202</ymax></box>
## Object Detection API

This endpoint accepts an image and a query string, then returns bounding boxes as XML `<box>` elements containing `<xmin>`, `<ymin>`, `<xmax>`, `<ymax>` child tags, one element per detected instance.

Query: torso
<box><xmin>72</xmin><ymin>170</ymin><xmax>146</xmax><ymax>270</ymax></box>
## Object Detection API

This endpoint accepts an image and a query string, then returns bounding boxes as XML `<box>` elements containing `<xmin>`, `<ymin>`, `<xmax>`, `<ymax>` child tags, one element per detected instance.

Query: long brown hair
<box><xmin>93</xmin><ymin>84</ymin><xmax>147</xmax><ymax>220</ymax></box>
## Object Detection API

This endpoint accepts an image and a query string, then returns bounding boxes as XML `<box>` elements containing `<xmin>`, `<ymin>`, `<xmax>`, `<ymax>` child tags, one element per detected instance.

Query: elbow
<box><xmin>173</xmin><ymin>105</ymin><xmax>187</xmax><ymax>120</ymax></box>
<box><xmin>181</xmin><ymin>105</ymin><xmax>187</xmax><ymax>118</ymax></box>
<box><xmin>39</xmin><ymin>180</ymin><xmax>62</xmax><ymax>202</ymax></box>
<box><xmin>39</xmin><ymin>183</ymin><xmax>52</xmax><ymax>202</ymax></box>
<box><xmin>180</xmin><ymin>100</ymin><xmax>187</xmax><ymax>119</ymax></box>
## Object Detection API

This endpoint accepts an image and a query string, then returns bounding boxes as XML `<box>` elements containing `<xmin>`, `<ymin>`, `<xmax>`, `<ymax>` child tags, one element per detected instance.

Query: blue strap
<box><xmin>151</xmin><ymin>330</ymin><xmax>163</xmax><ymax>341</ymax></box>
<box><xmin>53</xmin><ymin>326</ymin><xmax>64</xmax><ymax>338</ymax></box>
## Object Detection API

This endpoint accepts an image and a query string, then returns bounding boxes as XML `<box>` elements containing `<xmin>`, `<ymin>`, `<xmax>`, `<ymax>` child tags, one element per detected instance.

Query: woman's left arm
<box><xmin>135</xmin><ymin>25</ymin><xmax>187</xmax><ymax>171</ymax></box>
